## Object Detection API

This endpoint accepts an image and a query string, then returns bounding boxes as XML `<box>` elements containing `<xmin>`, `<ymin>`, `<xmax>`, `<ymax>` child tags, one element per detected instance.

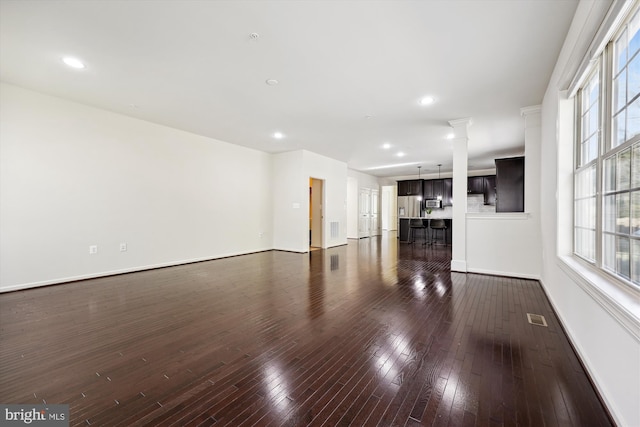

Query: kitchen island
<box><xmin>398</xmin><ymin>217</ymin><xmax>452</xmax><ymax>244</ymax></box>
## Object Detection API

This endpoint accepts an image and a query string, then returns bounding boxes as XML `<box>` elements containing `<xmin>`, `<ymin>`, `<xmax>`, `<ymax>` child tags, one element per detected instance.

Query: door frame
<box><xmin>310</xmin><ymin>177</ymin><xmax>324</xmax><ymax>248</ymax></box>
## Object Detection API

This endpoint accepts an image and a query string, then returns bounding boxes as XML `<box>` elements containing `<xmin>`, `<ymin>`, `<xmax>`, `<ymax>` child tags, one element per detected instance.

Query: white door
<box><xmin>370</xmin><ymin>189</ymin><xmax>379</xmax><ymax>236</ymax></box>
<box><xmin>358</xmin><ymin>188</ymin><xmax>371</xmax><ymax>238</ymax></box>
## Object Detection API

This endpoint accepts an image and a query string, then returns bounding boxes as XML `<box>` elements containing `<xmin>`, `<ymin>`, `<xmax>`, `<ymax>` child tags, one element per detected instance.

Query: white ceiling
<box><xmin>0</xmin><ymin>0</ymin><xmax>578</xmax><ymax>178</ymax></box>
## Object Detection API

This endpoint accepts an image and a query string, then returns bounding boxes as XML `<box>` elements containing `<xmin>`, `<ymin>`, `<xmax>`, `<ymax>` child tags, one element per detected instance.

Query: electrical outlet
<box><xmin>119</xmin><ymin>243</ymin><xmax>127</xmax><ymax>252</ymax></box>
<box><xmin>89</xmin><ymin>245</ymin><xmax>98</xmax><ymax>254</ymax></box>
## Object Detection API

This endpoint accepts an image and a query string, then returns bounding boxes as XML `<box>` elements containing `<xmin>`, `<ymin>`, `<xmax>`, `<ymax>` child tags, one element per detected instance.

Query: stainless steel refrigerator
<box><xmin>397</xmin><ymin>196</ymin><xmax>421</xmax><ymax>218</ymax></box>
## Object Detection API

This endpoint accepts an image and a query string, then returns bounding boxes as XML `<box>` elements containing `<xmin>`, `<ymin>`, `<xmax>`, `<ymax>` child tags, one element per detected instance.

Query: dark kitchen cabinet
<box><xmin>442</xmin><ymin>178</ymin><xmax>453</xmax><ymax>206</ymax></box>
<box><xmin>422</xmin><ymin>180</ymin><xmax>433</xmax><ymax>199</ymax></box>
<box><xmin>399</xmin><ymin>218</ymin><xmax>411</xmax><ymax>241</ymax></box>
<box><xmin>422</xmin><ymin>178</ymin><xmax>452</xmax><ymax>205</ymax></box>
<box><xmin>495</xmin><ymin>156</ymin><xmax>524</xmax><ymax>212</ymax></box>
<box><xmin>467</xmin><ymin>176</ymin><xmax>484</xmax><ymax>194</ymax></box>
<box><xmin>483</xmin><ymin>175</ymin><xmax>496</xmax><ymax>205</ymax></box>
<box><xmin>399</xmin><ymin>218</ymin><xmax>452</xmax><ymax>244</ymax></box>
<box><xmin>397</xmin><ymin>180</ymin><xmax>423</xmax><ymax>196</ymax></box>
<box><xmin>432</xmin><ymin>180</ymin><xmax>444</xmax><ymax>201</ymax></box>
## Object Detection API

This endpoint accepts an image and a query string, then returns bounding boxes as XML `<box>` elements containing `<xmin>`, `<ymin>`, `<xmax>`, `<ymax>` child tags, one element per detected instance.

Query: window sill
<box><xmin>558</xmin><ymin>255</ymin><xmax>640</xmax><ymax>342</ymax></box>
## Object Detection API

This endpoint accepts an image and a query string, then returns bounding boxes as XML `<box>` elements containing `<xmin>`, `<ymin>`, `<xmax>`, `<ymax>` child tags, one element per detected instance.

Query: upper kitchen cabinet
<box><xmin>432</xmin><ymin>179</ymin><xmax>443</xmax><ymax>200</ymax></box>
<box><xmin>467</xmin><ymin>176</ymin><xmax>484</xmax><ymax>194</ymax></box>
<box><xmin>422</xmin><ymin>179</ymin><xmax>452</xmax><ymax>205</ymax></box>
<box><xmin>426</xmin><ymin>179</ymin><xmax>452</xmax><ymax>206</ymax></box>
<box><xmin>397</xmin><ymin>180</ymin><xmax>423</xmax><ymax>196</ymax></box>
<box><xmin>422</xmin><ymin>180</ymin><xmax>433</xmax><ymax>199</ymax></box>
<box><xmin>442</xmin><ymin>179</ymin><xmax>453</xmax><ymax>206</ymax></box>
<box><xmin>483</xmin><ymin>175</ymin><xmax>496</xmax><ymax>205</ymax></box>
<box><xmin>495</xmin><ymin>156</ymin><xmax>524</xmax><ymax>212</ymax></box>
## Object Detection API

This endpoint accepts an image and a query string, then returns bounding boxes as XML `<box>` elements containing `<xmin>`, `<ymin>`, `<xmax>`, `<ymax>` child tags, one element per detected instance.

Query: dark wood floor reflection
<box><xmin>0</xmin><ymin>234</ymin><xmax>612</xmax><ymax>426</ymax></box>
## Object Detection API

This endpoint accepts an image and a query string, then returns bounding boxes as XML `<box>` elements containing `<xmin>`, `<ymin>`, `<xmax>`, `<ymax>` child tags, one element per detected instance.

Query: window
<box><xmin>574</xmin><ymin>6</ymin><xmax>640</xmax><ymax>288</ymax></box>
<box><xmin>575</xmin><ymin>70</ymin><xmax>599</xmax><ymax>262</ymax></box>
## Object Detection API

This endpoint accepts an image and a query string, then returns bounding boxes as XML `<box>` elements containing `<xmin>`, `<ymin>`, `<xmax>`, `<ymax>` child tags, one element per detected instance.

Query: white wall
<box><xmin>0</xmin><ymin>85</ymin><xmax>349</xmax><ymax>289</ymax></box>
<box><xmin>272</xmin><ymin>150</ymin><xmax>306</xmax><ymax>252</ymax></box>
<box><xmin>346</xmin><ymin>176</ymin><xmax>359</xmax><ymax>238</ymax></box>
<box><xmin>0</xmin><ymin>83</ymin><xmax>274</xmax><ymax>291</ymax></box>
<box><xmin>466</xmin><ymin>109</ymin><xmax>542</xmax><ymax>280</ymax></box>
<box><xmin>381</xmin><ymin>185</ymin><xmax>397</xmax><ymax>231</ymax></box>
<box><xmin>539</xmin><ymin>2</ymin><xmax>640</xmax><ymax>426</ymax></box>
<box><xmin>466</xmin><ymin>213</ymin><xmax>541</xmax><ymax>279</ymax></box>
<box><xmin>272</xmin><ymin>150</ymin><xmax>348</xmax><ymax>252</ymax></box>
<box><xmin>303</xmin><ymin>150</ymin><xmax>348</xmax><ymax>248</ymax></box>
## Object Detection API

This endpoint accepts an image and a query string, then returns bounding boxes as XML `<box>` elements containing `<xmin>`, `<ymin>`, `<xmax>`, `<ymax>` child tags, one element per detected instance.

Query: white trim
<box><xmin>325</xmin><ymin>242</ymin><xmax>348</xmax><ymax>249</ymax></box>
<box><xmin>466</xmin><ymin>212</ymin><xmax>531</xmax><ymax>220</ymax></box>
<box><xmin>466</xmin><ymin>267</ymin><xmax>540</xmax><ymax>281</ymax></box>
<box><xmin>539</xmin><ymin>276</ymin><xmax>625</xmax><ymax>427</ymax></box>
<box><xmin>450</xmin><ymin>259</ymin><xmax>467</xmax><ymax>272</ymax></box>
<box><xmin>557</xmin><ymin>255</ymin><xmax>640</xmax><ymax>342</ymax></box>
<box><xmin>0</xmin><ymin>249</ymin><xmax>272</xmax><ymax>293</ymax></box>
<box><xmin>567</xmin><ymin>0</ymin><xmax>635</xmax><ymax>97</ymax></box>
<box><xmin>521</xmin><ymin>105</ymin><xmax>542</xmax><ymax>116</ymax></box>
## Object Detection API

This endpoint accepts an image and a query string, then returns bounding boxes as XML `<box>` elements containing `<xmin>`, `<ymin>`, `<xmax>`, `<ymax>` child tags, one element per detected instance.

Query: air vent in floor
<box><xmin>527</xmin><ymin>313</ymin><xmax>548</xmax><ymax>327</ymax></box>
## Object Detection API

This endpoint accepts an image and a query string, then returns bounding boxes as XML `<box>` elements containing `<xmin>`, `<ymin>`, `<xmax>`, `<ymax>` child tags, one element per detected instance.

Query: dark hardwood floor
<box><xmin>0</xmin><ymin>233</ymin><xmax>613</xmax><ymax>426</ymax></box>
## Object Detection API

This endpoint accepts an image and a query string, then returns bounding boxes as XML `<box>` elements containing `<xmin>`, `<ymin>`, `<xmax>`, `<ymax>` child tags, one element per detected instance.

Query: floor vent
<box><xmin>527</xmin><ymin>313</ymin><xmax>548</xmax><ymax>327</ymax></box>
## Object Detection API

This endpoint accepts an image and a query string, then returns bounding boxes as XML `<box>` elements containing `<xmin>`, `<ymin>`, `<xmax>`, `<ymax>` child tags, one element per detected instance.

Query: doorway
<box><xmin>381</xmin><ymin>185</ymin><xmax>397</xmax><ymax>231</ymax></box>
<box><xmin>309</xmin><ymin>178</ymin><xmax>324</xmax><ymax>250</ymax></box>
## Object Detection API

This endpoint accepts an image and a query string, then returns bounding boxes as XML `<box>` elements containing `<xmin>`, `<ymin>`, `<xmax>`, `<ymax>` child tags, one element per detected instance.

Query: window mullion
<box><xmin>598</xmin><ymin>45</ymin><xmax>613</xmax><ymax>269</ymax></box>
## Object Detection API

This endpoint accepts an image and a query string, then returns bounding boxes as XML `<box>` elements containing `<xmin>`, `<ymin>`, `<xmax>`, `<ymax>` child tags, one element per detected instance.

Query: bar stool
<box><xmin>408</xmin><ymin>218</ymin><xmax>428</xmax><ymax>245</ymax></box>
<box><xmin>429</xmin><ymin>219</ymin><xmax>447</xmax><ymax>246</ymax></box>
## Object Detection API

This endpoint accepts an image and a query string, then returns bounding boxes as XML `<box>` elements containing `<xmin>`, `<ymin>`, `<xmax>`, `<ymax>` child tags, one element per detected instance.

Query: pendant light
<box><xmin>417</xmin><ymin>166</ymin><xmax>422</xmax><ymax>201</ymax></box>
<box><xmin>437</xmin><ymin>164</ymin><xmax>443</xmax><ymax>201</ymax></box>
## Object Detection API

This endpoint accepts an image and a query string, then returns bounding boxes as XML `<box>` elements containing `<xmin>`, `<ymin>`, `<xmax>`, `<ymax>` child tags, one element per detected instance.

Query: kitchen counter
<box><xmin>398</xmin><ymin>217</ymin><xmax>452</xmax><ymax>244</ymax></box>
<box><xmin>399</xmin><ymin>216</ymin><xmax>452</xmax><ymax>219</ymax></box>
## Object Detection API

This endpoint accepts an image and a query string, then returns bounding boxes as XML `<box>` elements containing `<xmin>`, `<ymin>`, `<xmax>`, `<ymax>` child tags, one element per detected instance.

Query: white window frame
<box><xmin>573</xmin><ymin>3</ymin><xmax>640</xmax><ymax>291</ymax></box>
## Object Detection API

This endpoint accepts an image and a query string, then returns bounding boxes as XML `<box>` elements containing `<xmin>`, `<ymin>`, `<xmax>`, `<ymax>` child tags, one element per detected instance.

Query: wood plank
<box><xmin>0</xmin><ymin>235</ymin><xmax>614</xmax><ymax>426</ymax></box>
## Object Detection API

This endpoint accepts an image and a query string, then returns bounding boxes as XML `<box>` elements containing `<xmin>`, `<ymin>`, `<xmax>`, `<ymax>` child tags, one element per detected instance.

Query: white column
<box><xmin>521</xmin><ymin>105</ymin><xmax>542</xmax><ymax>274</ymax></box>
<box><xmin>521</xmin><ymin>105</ymin><xmax>541</xmax><ymax>215</ymax></box>
<box><xmin>449</xmin><ymin>117</ymin><xmax>472</xmax><ymax>272</ymax></box>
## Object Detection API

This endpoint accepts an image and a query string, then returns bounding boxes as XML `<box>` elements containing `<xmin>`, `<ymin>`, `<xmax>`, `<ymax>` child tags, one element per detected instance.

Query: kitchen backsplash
<box><xmin>415</xmin><ymin>195</ymin><xmax>495</xmax><ymax>218</ymax></box>
<box><xmin>425</xmin><ymin>205</ymin><xmax>453</xmax><ymax>218</ymax></box>
<box><xmin>467</xmin><ymin>194</ymin><xmax>496</xmax><ymax>213</ymax></box>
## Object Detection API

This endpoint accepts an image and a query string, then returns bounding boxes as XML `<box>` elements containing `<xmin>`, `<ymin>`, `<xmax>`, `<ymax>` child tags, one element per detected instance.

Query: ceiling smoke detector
<box><xmin>249</xmin><ymin>32</ymin><xmax>260</xmax><ymax>40</ymax></box>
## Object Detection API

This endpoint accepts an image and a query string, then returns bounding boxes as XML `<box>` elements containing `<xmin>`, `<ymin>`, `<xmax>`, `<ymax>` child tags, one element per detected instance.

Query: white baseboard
<box><xmin>466</xmin><ymin>267</ymin><xmax>540</xmax><ymax>281</ymax></box>
<box><xmin>0</xmin><ymin>249</ymin><xmax>272</xmax><ymax>293</ymax></box>
<box><xmin>450</xmin><ymin>259</ymin><xmax>467</xmax><ymax>272</ymax></box>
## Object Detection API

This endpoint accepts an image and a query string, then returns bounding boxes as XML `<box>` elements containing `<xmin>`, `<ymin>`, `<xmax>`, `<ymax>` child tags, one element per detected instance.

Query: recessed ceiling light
<box><xmin>382</xmin><ymin>143</ymin><xmax>391</xmax><ymax>149</ymax></box>
<box><xmin>273</xmin><ymin>132</ymin><xmax>284</xmax><ymax>139</ymax></box>
<box><xmin>266</xmin><ymin>79</ymin><xmax>279</xmax><ymax>85</ymax></box>
<box><xmin>419</xmin><ymin>96</ymin><xmax>435</xmax><ymax>106</ymax></box>
<box><xmin>397</xmin><ymin>152</ymin><xmax>405</xmax><ymax>157</ymax></box>
<box><xmin>446</xmin><ymin>133</ymin><xmax>455</xmax><ymax>139</ymax></box>
<box><xmin>62</xmin><ymin>57</ymin><xmax>85</xmax><ymax>69</ymax></box>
